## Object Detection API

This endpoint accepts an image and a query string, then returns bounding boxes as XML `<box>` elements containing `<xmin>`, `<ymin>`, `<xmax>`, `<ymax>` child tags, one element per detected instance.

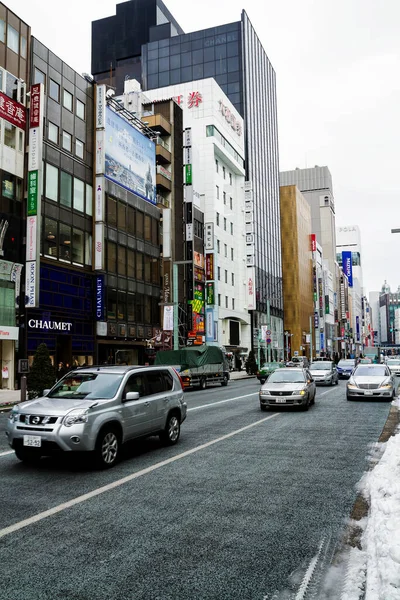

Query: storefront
<box><xmin>26</xmin><ymin>265</ymin><xmax>95</xmax><ymax>368</ymax></box>
<box><xmin>96</xmin><ymin>324</ymin><xmax>164</xmax><ymax>365</ymax></box>
<box><xmin>0</xmin><ymin>326</ymin><xmax>19</xmax><ymax>390</ymax></box>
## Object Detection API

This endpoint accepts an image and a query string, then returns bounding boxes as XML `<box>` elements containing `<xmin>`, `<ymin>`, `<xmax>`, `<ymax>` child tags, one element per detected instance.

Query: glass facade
<box><xmin>241</xmin><ymin>12</ymin><xmax>282</xmax><ymax>320</ymax></box>
<box><xmin>142</xmin><ymin>22</ymin><xmax>244</xmax><ymax>116</ymax></box>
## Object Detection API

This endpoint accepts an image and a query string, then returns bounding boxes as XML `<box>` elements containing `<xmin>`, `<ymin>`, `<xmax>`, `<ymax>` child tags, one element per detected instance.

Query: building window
<box><xmin>216</xmin><ymin>212</ymin><xmax>220</xmax><ymax>226</ymax></box>
<box><xmin>86</xmin><ymin>184</ymin><xmax>93</xmax><ymax>216</ymax></box>
<box><xmin>216</xmin><ymin>185</ymin><xmax>219</xmax><ymax>199</ymax></box>
<box><xmin>218</xmin><ymin>294</ymin><xmax>221</xmax><ymax>307</ymax></box>
<box><xmin>144</xmin><ymin>215</ymin><xmax>152</xmax><ymax>241</ymax></box>
<box><xmin>215</xmin><ymin>159</ymin><xmax>219</xmax><ymax>173</ymax></box>
<box><xmin>73</xmin><ymin>177</ymin><xmax>84</xmax><ymax>212</ymax></box>
<box><xmin>230</xmin><ymin>197</ymin><xmax>233</xmax><ymax>210</ymax></box>
<box><xmin>60</xmin><ymin>171</ymin><xmax>72</xmax><ymax>208</ymax></box>
<box><xmin>225</xmin><ymin>296</ymin><xmax>228</xmax><ymax>308</ymax></box>
<box><xmin>107</xmin><ymin>196</ymin><xmax>117</xmax><ymax>228</ymax></box>
<box><xmin>7</xmin><ymin>25</ymin><xmax>19</xmax><ymax>54</ymax></box>
<box><xmin>232</xmin><ymin>298</ymin><xmax>235</xmax><ymax>310</ymax></box>
<box><xmin>44</xmin><ymin>218</ymin><xmax>58</xmax><ymax>259</ymax></box>
<box><xmin>230</xmin><ymin>222</ymin><xmax>233</xmax><ymax>235</ymax></box>
<box><xmin>85</xmin><ymin>233</ymin><xmax>92</xmax><ymax>266</ymax></box>
<box><xmin>75</xmin><ymin>139</ymin><xmax>84</xmax><ymax>159</ymax></box>
<box><xmin>229</xmin><ymin>173</ymin><xmax>232</xmax><ymax>185</ymax></box>
<box><xmin>232</xmin><ymin>273</ymin><xmax>235</xmax><ymax>286</ymax></box>
<box><xmin>223</xmin><ymin>191</ymin><xmax>226</xmax><ymax>205</ymax></box>
<box><xmin>18</xmin><ymin>131</ymin><xmax>23</xmax><ymax>152</ymax></box>
<box><xmin>4</xmin><ymin>122</ymin><xmax>16</xmax><ymax>149</ymax></box>
<box><xmin>127</xmin><ymin>206</ymin><xmax>135</xmax><ymax>235</ymax></box>
<box><xmin>34</xmin><ymin>68</ymin><xmax>45</xmax><ymax>86</ymax></box>
<box><xmin>118</xmin><ymin>246</ymin><xmax>127</xmax><ymax>276</ymax></box>
<box><xmin>223</xmin><ymin>166</ymin><xmax>226</xmax><ymax>179</ymax></box>
<box><xmin>0</xmin><ymin>20</ymin><xmax>5</xmax><ymax>43</ymax></box>
<box><xmin>118</xmin><ymin>203</ymin><xmax>126</xmax><ymax>232</ymax></box>
<box><xmin>231</xmin><ymin>248</ymin><xmax>234</xmax><ymax>260</ymax></box>
<box><xmin>224</xmin><ymin>218</ymin><xmax>227</xmax><ymax>231</ymax></box>
<box><xmin>127</xmin><ymin>250</ymin><xmax>135</xmax><ymax>278</ymax></box>
<box><xmin>72</xmin><ymin>229</ymin><xmax>84</xmax><ymax>265</ymax></box>
<box><xmin>45</xmin><ymin>163</ymin><xmax>58</xmax><ymax>202</ymax></box>
<box><xmin>20</xmin><ymin>36</ymin><xmax>27</xmax><ymax>58</ymax></box>
<box><xmin>49</xmin><ymin>79</ymin><xmax>60</xmax><ymax>102</ymax></box>
<box><xmin>63</xmin><ymin>89</ymin><xmax>73</xmax><ymax>112</ymax></box>
<box><xmin>136</xmin><ymin>253</ymin><xmax>144</xmax><ymax>281</ymax></box>
<box><xmin>107</xmin><ymin>241</ymin><xmax>116</xmax><ymax>273</ymax></box>
<box><xmin>76</xmin><ymin>99</ymin><xmax>85</xmax><ymax>120</ymax></box>
<box><xmin>225</xmin><ymin>270</ymin><xmax>228</xmax><ymax>283</ymax></box>
<box><xmin>48</xmin><ymin>122</ymin><xmax>58</xmax><ymax>144</ymax></box>
<box><xmin>62</xmin><ymin>131</ymin><xmax>72</xmax><ymax>152</ymax></box>
<box><xmin>59</xmin><ymin>223</ymin><xmax>72</xmax><ymax>262</ymax></box>
<box><xmin>218</xmin><ymin>266</ymin><xmax>221</xmax><ymax>280</ymax></box>
<box><xmin>217</xmin><ymin>239</ymin><xmax>220</xmax><ymax>253</ymax></box>
<box><xmin>136</xmin><ymin>211</ymin><xmax>144</xmax><ymax>239</ymax></box>
<box><xmin>224</xmin><ymin>244</ymin><xmax>227</xmax><ymax>257</ymax></box>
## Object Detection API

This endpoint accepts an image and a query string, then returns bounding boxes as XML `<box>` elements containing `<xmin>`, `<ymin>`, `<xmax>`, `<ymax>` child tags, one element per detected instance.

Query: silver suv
<box><xmin>6</xmin><ymin>366</ymin><xmax>187</xmax><ymax>468</ymax></box>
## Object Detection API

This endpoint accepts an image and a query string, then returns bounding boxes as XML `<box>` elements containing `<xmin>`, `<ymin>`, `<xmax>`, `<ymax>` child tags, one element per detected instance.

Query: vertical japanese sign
<box><xmin>342</xmin><ymin>251</ymin><xmax>353</xmax><ymax>287</ymax></box>
<box><xmin>94</xmin><ymin>85</ymin><xmax>106</xmax><ymax>271</ymax></box>
<box><xmin>25</xmin><ymin>83</ymin><xmax>44</xmax><ymax>308</ymax></box>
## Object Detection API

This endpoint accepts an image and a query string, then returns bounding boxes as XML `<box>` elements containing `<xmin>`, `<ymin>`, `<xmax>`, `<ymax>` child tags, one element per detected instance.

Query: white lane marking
<box><xmin>0</xmin><ymin>450</ymin><xmax>13</xmax><ymax>457</ymax></box>
<box><xmin>0</xmin><ymin>413</ymin><xmax>280</xmax><ymax>539</ymax></box>
<box><xmin>319</xmin><ymin>387</ymin><xmax>339</xmax><ymax>396</ymax></box>
<box><xmin>188</xmin><ymin>392</ymin><xmax>258</xmax><ymax>411</ymax></box>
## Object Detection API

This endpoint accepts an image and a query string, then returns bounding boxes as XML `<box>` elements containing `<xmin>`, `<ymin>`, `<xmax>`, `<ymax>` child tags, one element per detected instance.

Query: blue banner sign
<box><xmin>342</xmin><ymin>251</ymin><xmax>353</xmax><ymax>287</ymax></box>
<box><xmin>96</xmin><ymin>275</ymin><xmax>104</xmax><ymax>320</ymax></box>
<box><xmin>356</xmin><ymin>315</ymin><xmax>360</xmax><ymax>342</ymax></box>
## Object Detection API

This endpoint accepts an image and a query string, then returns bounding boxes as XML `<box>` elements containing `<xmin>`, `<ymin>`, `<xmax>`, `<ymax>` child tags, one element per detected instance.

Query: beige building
<box><xmin>280</xmin><ymin>185</ymin><xmax>313</xmax><ymax>358</ymax></box>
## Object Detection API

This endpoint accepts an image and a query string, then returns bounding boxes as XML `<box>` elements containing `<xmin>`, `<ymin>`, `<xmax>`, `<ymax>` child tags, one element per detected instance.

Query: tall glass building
<box><xmin>92</xmin><ymin>2</ymin><xmax>283</xmax><ymax>354</ymax></box>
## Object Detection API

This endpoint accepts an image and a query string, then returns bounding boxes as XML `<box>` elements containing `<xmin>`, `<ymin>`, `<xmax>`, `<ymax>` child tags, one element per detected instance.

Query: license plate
<box><xmin>275</xmin><ymin>398</ymin><xmax>286</xmax><ymax>403</ymax></box>
<box><xmin>364</xmin><ymin>390</ymin><xmax>373</xmax><ymax>396</ymax></box>
<box><xmin>23</xmin><ymin>435</ymin><xmax>41</xmax><ymax>447</ymax></box>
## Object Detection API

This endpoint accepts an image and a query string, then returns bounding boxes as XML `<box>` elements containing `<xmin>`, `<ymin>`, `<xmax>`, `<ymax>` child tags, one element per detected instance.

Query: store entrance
<box><xmin>56</xmin><ymin>335</ymin><xmax>72</xmax><ymax>369</ymax></box>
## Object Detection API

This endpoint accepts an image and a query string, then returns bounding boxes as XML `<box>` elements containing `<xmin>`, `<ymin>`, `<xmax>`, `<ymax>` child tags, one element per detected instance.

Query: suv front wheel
<box><xmin>95</xmin><ymin>426</ymin><xmax>121</xmax><ymax>469</ymax></box>
<box><xmin>160</xmin><ymin>412</ymin><xmax>181</xmax><ymax>446</ymax></box>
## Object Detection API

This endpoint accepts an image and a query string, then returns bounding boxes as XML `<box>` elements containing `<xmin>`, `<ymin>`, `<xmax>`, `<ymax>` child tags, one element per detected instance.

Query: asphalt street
<box><xmin>0</xmin><ymin>378</ymin><xmax>392</xmax><ymax>600</ymax></box>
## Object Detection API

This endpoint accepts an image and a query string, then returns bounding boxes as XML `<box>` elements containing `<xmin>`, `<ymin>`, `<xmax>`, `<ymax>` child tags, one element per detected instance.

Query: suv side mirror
<box><xmin>123</xmin><ymin>391</ymin><xmax>140</xmax><ymax>402</ymax></box>
<box><xmin>43</xmin><ymin>389</ymin><xmax>50</xmax><ymax>397</ymax></box>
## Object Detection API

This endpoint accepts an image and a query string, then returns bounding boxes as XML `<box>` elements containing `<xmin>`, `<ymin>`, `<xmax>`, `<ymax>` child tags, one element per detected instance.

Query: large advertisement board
<box><xmin>105</xmin><ymin>107</ymin><xmax>156</xmax><ymax>205</ymax></box>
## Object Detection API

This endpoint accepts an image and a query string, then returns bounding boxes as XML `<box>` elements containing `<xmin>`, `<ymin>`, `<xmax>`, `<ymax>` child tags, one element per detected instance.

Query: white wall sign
<box><xmin>184</xmin><ymin>186</ymin><xmax>193</xmax><ymax>203</ymax></box>
<box><xmin>96</xmin><ymin>85</ymin><xmax>106</xmax><ymax>129</ymax></box>
<box><xmin>163</xmin><ymin>305</ymin><xmax>174</xmax><ymax>331</ymax></box>
<box><xmin>247</xmin><ymin>267</ymin><xmax>256</xmax><ymax>310</ymax></box>
<box><xmin>25</xmin><ymin>260</ymin><xmax>36</xmax><ymax>308</ymax></box>
<box><xmin>184</xmin><ymin>146</ymin><xmax>192</xmax><ymax>165</ymax></box>
<box><xmin>96</xmin><ymin>321</ymin><xmax>107</xmax><ymax>336</ymax></box>
<box><xmin>218</xmin><ymin>100</ymin><xmax>242</xmax><ymax>136</ymax></box>
<box><xmin>95</xmin><ymin>130</ymin><xmax>105</xmax><ymax>175</ymax></box>
<box><xmin>28</xmin><ymin>128</ymin><xmax>41</xmax><ymax>171</ymax></box>
<box><xmin>94</xmin><ymin>223</ymin><xmax>104</xmax><ymax>270</ymax></box>
<box><xmin>0</xmin><ymin>326</ymin><xmax>19</xmax><ymax>340</ymax></box>
<box><xmin>244</xmin><ymin>181</ymin><xmax>252</xmax><ymax>192</ymax></box>
<box><xmin>26</xmin><ymin>216</ymin><xmax>37</xmax><ymax>261</ymax></box>
<box><xmin>186</xmin><ymin>223</ymin><xmax>193</xmax><ymax>242</ymax></box>
<box><xmin>205</xmin><ymin>223</ymin><xmax>214</xmax><ymax>250</ymax></box>
<box><xmin>184</xmin><ymin>128</ymin><xmax>192</xmax><ymax>147</ymax></box>
<box><xmin>95</xmin><ymin>176</ymin><xmax>104</xmax><ymax>221</ymax></box>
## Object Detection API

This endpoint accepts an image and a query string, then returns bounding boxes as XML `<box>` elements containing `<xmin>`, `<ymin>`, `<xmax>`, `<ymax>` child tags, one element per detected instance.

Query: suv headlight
<box><xmin>8</xmin><ymin>410</ymin><xmax>19</xmax><ymax>423</ymax></box>
<box><xmin>299</xmin><ymin>390</ymin><xmax>306</xmax><ymax>396</ymax></box>
<box><xmin>62</xmin><ymin>409</ymin><xmax>89</xmax><ymax>427</ymax></box>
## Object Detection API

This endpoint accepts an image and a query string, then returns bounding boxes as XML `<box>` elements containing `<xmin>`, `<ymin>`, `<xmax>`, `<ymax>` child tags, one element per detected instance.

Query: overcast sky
<box><xmin>10</xmin><ymin>0</ymin><xmax>400</xmax><ymax>295</ymax></box>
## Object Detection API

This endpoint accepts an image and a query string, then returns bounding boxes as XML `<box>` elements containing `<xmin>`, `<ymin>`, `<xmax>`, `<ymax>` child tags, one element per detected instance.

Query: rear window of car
<box><xmin>310</xmin><ymin>362</ymin><xmax>332</xmax><ymax>370</ymax></box>
<box><xmin>338</xmin><ymin>360</ymin><xmax>355</xmax><ymax>367</ymax></box>
<box><xmin>354</xmin><ymin>366</ymin><xmax>388</xmax><ymax>377</ymax></box>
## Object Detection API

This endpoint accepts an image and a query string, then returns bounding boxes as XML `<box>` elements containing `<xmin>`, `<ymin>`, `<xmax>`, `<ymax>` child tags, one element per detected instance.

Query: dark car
<box><xmin>337</xmin><ymin>359</ymin><xmax>356</xmax><ymax>379</ymax></box>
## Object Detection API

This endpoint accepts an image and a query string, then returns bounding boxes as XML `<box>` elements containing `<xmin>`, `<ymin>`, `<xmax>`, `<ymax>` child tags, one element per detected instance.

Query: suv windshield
<box><xmin>268</xmin><ymin>370</ymin><xmax>305</xmax><ymax>384</ymax></box>
<box><xmin>310</xmin><ymin>362</ymin><xmax>332</xmax><ymax>370</ymax></box>
<box><xmin>354</xmin><ymin>366</ymin><xmax>388</xmax><ymax>377</ymax></box>
<box><xmin>387</xmin><ymin>360</ymin><xmax>400</xmax><ymax>365</ymax></box>
<box><xmin>48</xmin><ymin>373</ymin><xmax>124</xmax><ymax>400</ymax></box>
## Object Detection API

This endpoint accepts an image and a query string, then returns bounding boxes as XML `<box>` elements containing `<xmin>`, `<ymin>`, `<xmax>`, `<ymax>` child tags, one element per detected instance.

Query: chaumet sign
<box><xmin>28</xmin><ymin>320</ymin><xmax>72</xmax><ymax>331</ymax></box>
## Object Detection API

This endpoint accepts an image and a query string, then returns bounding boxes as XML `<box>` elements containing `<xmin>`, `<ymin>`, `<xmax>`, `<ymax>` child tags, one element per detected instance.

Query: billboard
<box><xmin>342</xmin><ymin>251</ymin><xmax>353</xmax><ymax>287</ymax></box>
<box><xmin>104</xmin><ymin>107</ymin><xmax>156</xmax><ymax>205</ymax></box>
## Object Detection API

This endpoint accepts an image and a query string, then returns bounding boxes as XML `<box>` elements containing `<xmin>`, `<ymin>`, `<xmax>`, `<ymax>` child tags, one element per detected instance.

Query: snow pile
<box><xmin>341</xmin><ymin>399</ymin><xmax>400</xmax><ymax>599</ymax></box>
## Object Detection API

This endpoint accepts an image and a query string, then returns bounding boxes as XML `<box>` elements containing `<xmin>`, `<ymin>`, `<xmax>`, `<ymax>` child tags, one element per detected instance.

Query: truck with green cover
<box><xmin>154</xmin><ymin>346</ymin><xmax>230</xmax><ymax>389</ymax></box>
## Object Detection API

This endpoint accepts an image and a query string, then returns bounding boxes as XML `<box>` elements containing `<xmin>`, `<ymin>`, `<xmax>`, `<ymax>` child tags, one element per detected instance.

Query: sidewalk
<box><xmin>0</xmin><ymin>390</ymin><xmax>21</xmax><ymax>410</ymax></box>
<box><xmin>229</xmin><ymin>371</ymin><xmax>255</xmax><ymax>381</ymax></box>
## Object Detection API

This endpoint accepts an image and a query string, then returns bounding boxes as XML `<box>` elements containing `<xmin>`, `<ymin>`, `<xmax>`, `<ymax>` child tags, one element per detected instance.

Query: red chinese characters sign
<box><xmin>0</xmin><ymin>92</ymin><xmax>27</xmax><ymax>130</ymax></box>
<box><xmin>30</xmin><ymin>84</ymin><xmax>42</xmax><ymax>128</ymax></box>
<box><xmin>173</xmin><ymin>92</ymin><xmax>203</xmax><ymax>109</ymax></box>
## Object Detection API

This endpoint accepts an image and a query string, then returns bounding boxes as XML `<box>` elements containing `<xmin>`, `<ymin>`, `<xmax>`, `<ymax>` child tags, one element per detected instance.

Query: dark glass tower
<box><xmin>92</xmin><ymin>2</ymin><xmax>283</xmax><ymax>351</ymax></box>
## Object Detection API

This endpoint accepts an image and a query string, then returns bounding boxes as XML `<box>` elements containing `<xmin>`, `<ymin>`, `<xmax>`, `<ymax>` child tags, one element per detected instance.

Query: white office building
<box><xmin>148</xmin><ymin>78</ymin><xmax>250</xmax><ymax>354</ymax></box>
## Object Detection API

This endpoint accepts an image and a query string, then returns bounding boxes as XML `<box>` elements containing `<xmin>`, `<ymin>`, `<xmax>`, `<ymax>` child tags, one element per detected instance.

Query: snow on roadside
<box><xmin>340</xmin><ymin>398</ymin><xmax>400</xmax><ymax>599</ymax></box>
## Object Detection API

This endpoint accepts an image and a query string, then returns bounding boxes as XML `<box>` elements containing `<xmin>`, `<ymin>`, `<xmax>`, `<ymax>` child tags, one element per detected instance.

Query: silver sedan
<box><xmin>346</xmin><ymin>364</ymin><xmax>395</xmax><ymax>401</ymax></box>
<box><xmin>259</xmin><ymin>368</ymin><xmax>316</xmax><ymax>411</ymax></box>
